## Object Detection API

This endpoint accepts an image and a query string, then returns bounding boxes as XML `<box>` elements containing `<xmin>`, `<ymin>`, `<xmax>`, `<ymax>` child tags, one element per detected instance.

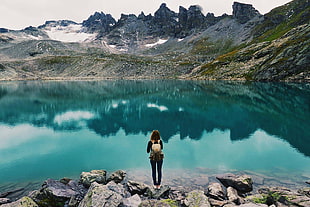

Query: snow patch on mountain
<box><xmin>44</xmin><ymin>24</ymin><xmax>97</xmax><ymax>43</ymax></box>
<box><xmin>145</xmin><ymin>39</ymin><xmax>168</xmax><ymax>47</ymax></box>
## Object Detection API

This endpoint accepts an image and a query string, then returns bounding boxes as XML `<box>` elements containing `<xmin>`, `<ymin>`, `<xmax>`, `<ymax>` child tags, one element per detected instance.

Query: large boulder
<box><xmin>107</xmin><ymin>170</ymin><xmax>126</xmax><ymax>184</ymax></box>
<box><xmin>217</xmin><ymin>174</ymin><xmax>253</xmax><ymax>193</ymax></box>
<box><xmin>105</xmin><ymin>180</ymin><xmax>130</xmax><ymax>198</ymax></box>
<box><xmin>1</xmin><ymin>196</ymin><xmax>38</xmax><ymax>207</ymax></box>
<box><xmin>168</xmin><ymin>188</ymin><xmax>187</xmax><ymax>203</ymax></box>
<box><xmin>146</xmin><ymin>185</ymin><xmax>170</xmax><ymax>199</ymax></box>
<box><xmin>80</xmin><ymin>170</ymin><xmax>107</xmax><ymax>188</ymax></box>
<box><xmin>0</xmin><ymin>198</ymin><xmax>10</xmax><ymax>205</ymax></box>
<box><xmin>207</xmin><ymin>182</ymin><xmax>226</xmax><ymax>200</ymax></box>
<box><xmin>227</xmin><ymin>186</ymin><xmax>244</xmax><ymax>204</ymax></box>
<box><xmin>30</xmin><ymin>178</ymin><xmax>87</xmax><ymax>207</ymax></box>
<box><xmin>78</xmin><ymin>181</ymin><xmax>124</xmax><ymax>207</ymax></box>
<box><xmin>127</xmin><ymin>180</ymin><xmax>150</xmax><ymax>195</ymax></box>
<box><xmin>184</xmin><ymin>190</ymin><xmax>211</xmax><ymax>207</ymax></box>
<box><xmin>122</xmin><ymin>194</ymin><xmax>142</xmax><ymax>207</ymax></box>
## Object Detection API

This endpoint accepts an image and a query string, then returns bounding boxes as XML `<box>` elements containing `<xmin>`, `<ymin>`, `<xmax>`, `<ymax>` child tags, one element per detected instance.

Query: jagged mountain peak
<box><xmin>82</xmin><ymin>11</ymin><xmax>116</xmax><ymax>35</ymax></box>
<box><xmin>232</xmin><ymin>2</ymin><xmax>261</xmax><ymax>24</ymax></box>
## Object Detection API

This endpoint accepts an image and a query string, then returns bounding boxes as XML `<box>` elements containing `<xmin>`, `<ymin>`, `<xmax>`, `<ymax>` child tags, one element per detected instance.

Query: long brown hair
<box><xmin>150</xmin><ymin>130</ymin><xmax>160</xmax><ymax>142</ymax></box>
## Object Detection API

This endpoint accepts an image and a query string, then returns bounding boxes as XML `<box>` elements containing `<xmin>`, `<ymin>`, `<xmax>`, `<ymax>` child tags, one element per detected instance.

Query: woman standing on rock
<box><xmin>147</xmin><ymin>130</ymin><xmax>164</xmax><ymax>189</ymax></box>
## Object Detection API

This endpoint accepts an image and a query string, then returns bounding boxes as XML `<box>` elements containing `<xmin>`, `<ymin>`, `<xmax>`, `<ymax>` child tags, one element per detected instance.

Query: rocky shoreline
<box><xmin>0</xmin><ymin>169</ymin><xmax>309</xmax><ymax>207</ymax></box>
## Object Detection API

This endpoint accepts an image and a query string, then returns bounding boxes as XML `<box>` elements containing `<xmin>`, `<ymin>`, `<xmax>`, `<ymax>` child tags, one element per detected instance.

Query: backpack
<box><xmin>150</xmin><ymin>140</ymin><xmax>164</xmax><ymax>161</ymax></box>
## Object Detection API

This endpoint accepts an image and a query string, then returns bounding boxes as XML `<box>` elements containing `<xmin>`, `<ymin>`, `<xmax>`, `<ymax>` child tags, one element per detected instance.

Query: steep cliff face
<box><xmin>82</xmin><ymin>12</ymin><xmax>116</xmax><ymax>36</ymax></box>
<box><xmin>232</xmin><ymin>2</ymin><xmax>261</xmax><ymax>24</ymax></box>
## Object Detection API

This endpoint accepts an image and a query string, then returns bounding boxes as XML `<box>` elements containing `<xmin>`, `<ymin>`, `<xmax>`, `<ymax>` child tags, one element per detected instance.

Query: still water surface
<box><xmin>0</xmin><ymin>80</ymin><xmax>309</xmax><ymax>185</ymax></box>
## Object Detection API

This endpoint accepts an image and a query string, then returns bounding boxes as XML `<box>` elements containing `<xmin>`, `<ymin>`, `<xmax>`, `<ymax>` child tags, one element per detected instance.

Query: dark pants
<box><xmin>150</xmin><ymin>160</ymin><xmax>163</xmax><ymax>185</ymax></box>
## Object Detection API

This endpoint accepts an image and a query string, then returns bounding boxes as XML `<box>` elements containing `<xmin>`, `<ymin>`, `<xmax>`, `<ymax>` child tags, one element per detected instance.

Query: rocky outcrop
<box><xmin>122</xmin><ymin>194</ymin><xmax>142</xmax><ymax>207</ymax></box>
<box><xmin>127</xmin><ymin>180</ymin><xmax>150</xmax><ymax>195</ymax></box>
<box><xmin>30</xmin><ymin>178</ymin><xmax>87</xmax><ymax>207</ymax></box>
<box><xmin>80</xmin><ymin>170</ymin><xmax>107</xmax><ymax>188</ymax></box>
<box><xmin>232</xmin><ymin>2</ymin><xmax>261</xmax><ymax>24</ymax></box>
<box><xmin>178</xmin><ymin>5</ymin><xmax>207</xmax><ymax>36</ymax></box>
<box><xmin>216</xmin><ymin>174</ymin><xmax>253</xmax><ymax>193</ymax></box>
<box><xmin>151</xmin><ymin>3</ymin><xmax>178</xmax><ymax>37</ymax></box>
<box><xmin>207</xmin><ymin>182</ymin><xmax>226</xmax><ymax>200</ymax></box>
<box><xmin>1</xmin><ymin>197</ymin><xmax>38</xmax><ymax>207</ymax></box>
<box><xmin>82</xmin><ymin>12</ymin><xmax>116</xmax><ymax>35</ymax></box>
<box><xmin>146</xmin><ymin>185</ymin><xmax>171</xmax><ymax>199</ymax></box>
<box><xmin>78</xmin><ymin>181</ymin><xmax>128</xmax><ymax>207</ymax></box>
<box><xmin>227</xmin><ymin>186</ymin><xmax>243</xmax><ymax>204</ymax></box>
<box><xmin>0</xmin><ymin>198</ymin><xmax>10</xmax><ymax>205</ymax></box>
<box><xmin>107</xmin><ymin>170</ymin><xmax>126</xmax><ymax>184</ymax></box>
<box><xmin>1</xmin><ymin>170</ymin><xmax>310</xmax><ymax>207</ymax></box>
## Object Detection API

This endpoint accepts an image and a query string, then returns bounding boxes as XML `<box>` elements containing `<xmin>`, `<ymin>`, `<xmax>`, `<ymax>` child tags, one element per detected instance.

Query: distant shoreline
<box><xmin>1</xmin><ymin>76</ymin><xmax>309</xmax><ymax>83</ymax></box>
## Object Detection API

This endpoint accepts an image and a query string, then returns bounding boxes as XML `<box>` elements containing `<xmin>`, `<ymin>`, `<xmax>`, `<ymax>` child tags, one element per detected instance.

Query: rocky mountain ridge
<box><xmin>0</xmin><ymin>0</ymin><xmax>309</xmax><ymax>81</ymax></box>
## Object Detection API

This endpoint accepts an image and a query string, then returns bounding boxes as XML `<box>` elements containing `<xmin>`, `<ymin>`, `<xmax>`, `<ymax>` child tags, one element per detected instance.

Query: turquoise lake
<box><xmin>0</xmin><ymin>80</ymin><xmax>310</xmax><ymax>187</ymax></box>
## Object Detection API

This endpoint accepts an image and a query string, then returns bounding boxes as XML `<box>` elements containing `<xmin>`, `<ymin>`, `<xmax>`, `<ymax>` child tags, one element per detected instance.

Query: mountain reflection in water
<box><xmin>0</xmin><ymin>80</ymin><xmax>309</xmax><ymax>183</ymax></box>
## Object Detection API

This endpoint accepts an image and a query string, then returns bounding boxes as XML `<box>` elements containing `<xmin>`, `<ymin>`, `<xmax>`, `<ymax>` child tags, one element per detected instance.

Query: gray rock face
<box><xmin>146</xmin><ymin>185</ymin><xmax>170</xmax><ymax>199</ymax></box>
<box><xmin>227</xmin><ymin>186</ymin><xmax>243</xmax><ymax>204</ymax></box>
<box><xmin>232</xmin><ymin>2</ymin><xmax>261</xmax><ymax>24</ymax></box>
<box><xmin>122</xmin><ymin>194</ymin><xmax>142</xmax><ymax>207</ymax></box>
<box><xmin>152</xmin><ymin>3</ymin><xmax>178</xmax><ymax>37</ymax></box>
<box><xmin>1</xmin><ymin>196</ymin><xmax>38</xmax><ymax>207</ymax></box>
<box><xmin>216</xmin><ymin>174</ymin><xmax>253</xmax><ymax>193</ymax></box>
<box><xmin>101</xmin><ymin>2</ymin><xmax>227</xmax><ymax>47</ymax></box>
<box><xmin>42</xmin><ymin>179</ymin><xmax>79</xmax><ymax>198</ymax></box>
<box><xmin>80</xmin><ymin>169</ymin><xmax>107</xmax><ymax>188</ymax></box>
<box><xmin>82</xmin><ymin>12</ymin><xmax>116</xmax><ymax>35</ymax></box>
<box><xmin>105</xmin><ymin>180</ymin><xmax>130</xmax><ymax>198</ymax></box>
<box><xmin>30</xmin><ymin>178</ymin><xmax>87</xmax><ymax>206</ymax></box>
<box><xmin>184</xmin><ymin>190</ymin><xmax>211</xmax><ymax>207</ymax></box>
<box><xmin>127</xmin><ymin>180</ymin><xmax>150</xmax><ymax>195</ymax></box>
<box><xmin>207</xmin><ymin>182</ymin><xmax>226</xmax><ymax>200</ymax></box>
<box><xmin>78</xmin><ymin>182</ymin><xmax>124</xmax><ymax>207</ymax></box>
<box><xmin>0</xmin><ymin>198</ymin><xmax>10</xmax><ymax>205</ymax></box>
<box><xmin>107</xmin><ymin>170</ymin><xmax>126</xmax><ymax>184</ymax></box>
<box><xmin>187</xmin><ymin>6</ymin><xmax>206</xmax><ymax>28</ymax></box>
<box><xmin>178</xmin><ymin>5</ymin><xmax>206</xmax><ymax>33</ymax></box>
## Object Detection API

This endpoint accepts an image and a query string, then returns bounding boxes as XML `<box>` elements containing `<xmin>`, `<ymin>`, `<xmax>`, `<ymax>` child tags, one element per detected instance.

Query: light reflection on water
<box><xmin>0</xmin><ymin>80</ymin><xmax>309</xmax><ymax>187</ymax></box>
